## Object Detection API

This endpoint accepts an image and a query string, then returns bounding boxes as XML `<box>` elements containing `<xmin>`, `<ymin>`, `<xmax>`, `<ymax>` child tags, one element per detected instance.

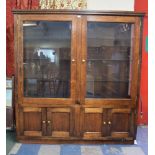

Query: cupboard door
<box><xmin>47</xmin><ymin>107</ymin><xmax>73</xmax><ymax>138</ymax></box>
<box><xmin>80</xmin><ymin>16</ymin><xmax>141</xmax><ymax>105</ymax></box>
<box><xmin>20</xmin><ymin>107</ymin><xmax>46</xmax><ymax>136</ymax></box>
<box><xmin>81</xmin><ymin>108</ymin><xmax>104</xmax><ymax>139</ymax></box>
<box><xmin>18</xmin><ymin>15</ymin><xmax>77</xmax><ymax>105</ymax></box>
<box><xmin>108</xmin><ymin>108</ymin><xmax>132</xmax><ymax>139</ymax></box>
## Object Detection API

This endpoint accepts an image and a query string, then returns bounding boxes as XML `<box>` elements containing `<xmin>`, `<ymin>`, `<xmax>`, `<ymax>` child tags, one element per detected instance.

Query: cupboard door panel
<box><xmin>24</xmin><ymin>112</ymin><xmax>41</xmax><ymax>131</ymax></box>
<box><xmin>52</xmin><ymin>113</ymin><xmax>70</xmax><ymax>131</ymax></box>
<box><xmin>81</xmin><ymin>108</ymin><xmax>103</xmax><ymax>139</ymax></box>
<box><xmin>109</xmin><ymin>108</ymin><xmax>131</xmax><ymax>138</ymax></box>
<box><xmin>47</xmin><ymin>108</ymin><xmax>73</xmax><ymax>138</ymax></box>
<box><xmin>22</xmin><ymin>107</ymin><xmax>46</xmax><ymax>136</ymax></box>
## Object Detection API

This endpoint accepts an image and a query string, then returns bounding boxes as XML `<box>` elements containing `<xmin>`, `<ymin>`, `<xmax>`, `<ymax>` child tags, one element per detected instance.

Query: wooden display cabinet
<box><xmin>13</xmin><ymin>10</ymin><xmax>144</xmax><ymax>144</ymax></box>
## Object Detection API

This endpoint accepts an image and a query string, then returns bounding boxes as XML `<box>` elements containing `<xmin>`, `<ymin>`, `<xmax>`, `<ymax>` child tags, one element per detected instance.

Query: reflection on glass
<box><xmin>86</xmin><ymin>22</ymin><xmax>133</xmax><ymax>98</ymax></box>
<box><xmin>23</xmin><ymin>21</ymin><xmax>71</xmax><ymax>98</ymax></box>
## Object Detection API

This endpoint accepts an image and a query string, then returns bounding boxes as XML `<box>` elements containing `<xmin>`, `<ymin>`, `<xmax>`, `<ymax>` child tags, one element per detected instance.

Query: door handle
<box><xmin>82</xmin><ymin>59</ymin><xmax>86</xmax><ymax>63</ymax></box>
<box><xmin>108</xmin><ymin>121</ymin><xmax>112</xmax><ymax>125</ymax></box>
<box><xmin>103</xmin><ymin>122</ymin><xmax>107</xmax><ymax>125</ymax></box>
<box><xmin>42</xmin><ymin>121</ymin><xmax>46</xmax><ymax>124</ymax></box>
<box><xmin>47</xmin><ymin>121</ymin><xmax>51</xmax><ymax>124</ymax></box>
<box><xmin>72</xmin><ymin>59</ymin><xmax>76</xmax><ymax>62</ymax></box>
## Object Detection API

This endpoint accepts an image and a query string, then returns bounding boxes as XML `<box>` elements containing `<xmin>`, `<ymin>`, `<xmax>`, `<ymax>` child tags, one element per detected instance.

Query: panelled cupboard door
<box><xmin>108</xmin><ymin>108</ymin><xmax>134</xmax><ymax>139</ymax></box>
<box><xmin>81</xmin><ymin>108</ymin><xmax>105</xmax><ymax>139</ymax></box>
<box><xmin>19</xmin><ymin>107</ymin><xmax>46</xmax><ymax>137</ymax></box>
<box><xmin>46</xmin><ymin>107</ymin><xmax>74</xmax><ymax>138</ymax></box>
<box><xmin>80</xmin><ymin>16</ymin><xmax>141</xmax><ymax>106</ymax></box>
<box><xmin>81</xmin><ymin>108</ymin><xmax>133</xmax><ymax>140</ymax></box>
<box><xmin>17</xmin><ymin>15</ymin><xmax>77</xmax><ymax>105</ymax></box>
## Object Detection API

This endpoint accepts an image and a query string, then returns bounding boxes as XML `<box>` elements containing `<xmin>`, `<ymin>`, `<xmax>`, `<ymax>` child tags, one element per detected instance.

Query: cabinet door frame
<box><xmin>80</xmin><ymin>15</ymin><xmax>142</xmax><ymax>107</ymax></box>
<box><xmin>15</xmin><ymin>14</ymin><xmax>78</xmax><ymax>106</ymax></box>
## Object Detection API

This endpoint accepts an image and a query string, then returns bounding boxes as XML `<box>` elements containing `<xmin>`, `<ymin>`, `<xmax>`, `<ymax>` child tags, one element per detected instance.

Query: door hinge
<box><xmin>134</xmin><ymin>110</ymin><xmax>137</xmax><ymax>115</ymax></box>
<box><xmin>140</xmin><ymin>96</ymin><xmax>143</xmax><ymax>119</ymax></box>
<box><xmin>135</xmin><ymin>96</ymin><xmax>138</xmax><ymax>103</ymax></box>
<box><xmin>18</xmin><ymin>109</ymin><xmax>20</xmax><ymax>113</ymax></box>
<box><xmin>138</xmin><ymin>59</ymin><xmax>140</xmax><ymax>66</ymax></box>
<box><xmin>140</xmin><ymin>19</ymin><xmax>142</xmax><ymax>27</ymax></box>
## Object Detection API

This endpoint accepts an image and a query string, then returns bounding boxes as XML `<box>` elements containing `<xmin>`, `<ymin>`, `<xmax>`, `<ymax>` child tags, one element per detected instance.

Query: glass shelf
<box><xmin>87</xmin><ymin>80</ymin><xmax>130</xmax><ymax>83</ymax></box>
<box><xmin>87</xmin><ymin>59</ymin><xmax>132</xmax><ymax>61</ymax></box>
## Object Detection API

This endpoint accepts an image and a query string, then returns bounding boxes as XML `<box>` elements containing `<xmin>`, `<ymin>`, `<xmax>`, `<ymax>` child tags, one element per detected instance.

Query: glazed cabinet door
<box><xmin>46</xmin><ymin>107</ymin><xmax>74</xmax><ymax>138</ymax></box>
<box><xmin>80</xmin><ymin>16</ymin><xmax>141</xmax><ymax>106</ymax></box>
<box><xmin>19</xmin><ymin>107</ymin><xmax>46</xmax><ymax>137</ymax></box>
<box><xmin>16</xmin><ymin>15</ymin><xmax>77</xmax><ymax>105</ymax></box>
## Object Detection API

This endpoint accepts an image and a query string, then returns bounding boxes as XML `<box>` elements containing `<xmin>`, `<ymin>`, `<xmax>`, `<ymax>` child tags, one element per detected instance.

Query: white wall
<box><xmin>87</xmin><ymin>0</ymin><xmax>134</xmax><ymax>11</ymax></box>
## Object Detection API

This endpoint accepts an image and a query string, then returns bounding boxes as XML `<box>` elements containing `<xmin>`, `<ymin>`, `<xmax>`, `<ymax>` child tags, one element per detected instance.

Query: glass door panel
<box><xmin>23</xmin><ymin>21</ymin><xmax>71</xmax><ymax>98</ymax></box>
<box><xmin>86</xmin><ymin>22</ymin><xmax>134</xmax><ymax>98</ymax></box>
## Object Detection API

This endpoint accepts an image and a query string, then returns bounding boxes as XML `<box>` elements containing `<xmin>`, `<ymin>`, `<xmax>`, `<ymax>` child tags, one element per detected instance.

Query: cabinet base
<box><xmin>17</xmin><ymin>136</ymin><xmax>134</xmax><ymax>144</ymax></box>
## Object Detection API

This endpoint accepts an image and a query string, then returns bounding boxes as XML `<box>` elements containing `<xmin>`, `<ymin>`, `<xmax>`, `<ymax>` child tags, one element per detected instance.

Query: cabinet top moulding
<box><xmin>12</xmin><ymin>9</ymin><xmax>145</xmax><ymax>17</ymax></box>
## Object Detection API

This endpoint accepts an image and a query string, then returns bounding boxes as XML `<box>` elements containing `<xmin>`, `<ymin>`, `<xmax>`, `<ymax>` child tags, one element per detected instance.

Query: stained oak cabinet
<box><xmin>13</xmin><ymin>10</ymin><xmax>144</xmax><ymax>144</ymax></box>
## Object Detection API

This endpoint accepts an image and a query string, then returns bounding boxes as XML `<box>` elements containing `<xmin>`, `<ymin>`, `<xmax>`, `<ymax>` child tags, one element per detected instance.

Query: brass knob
<box><xmin>108</xmin><ymin>121</ymin><xmax>111</xmax><ymax>125</ymax></box>
<box><xmin>103</xmin><ymin>122</ymin><xmax>106</xmax><ymax>125</ymax></box>
<box><xmin>82</xmin><ymin>59</ymin><xmax>86</xmax><ymax>63</ymax></box>
<box><xmin>42</xmin><ymin>121</ymin><xmax>46</xmax><ymax>124</ymax></box>
<box><xmin>47</xmin><ymin>121</ymin><xmax>51</xmax><ymax>124</ymax></box>
<box><xmin>72</xmin><ymin>59</ymin><xmax>75</xmax><ymax>62</ymax></box>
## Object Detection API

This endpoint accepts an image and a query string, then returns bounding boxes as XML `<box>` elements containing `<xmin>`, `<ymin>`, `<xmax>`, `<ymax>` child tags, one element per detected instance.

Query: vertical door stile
<box><xmin>47</xmin><ymin>108</ymin><xmax>52</xmax><ymax>136</ymax></box>
<box><xmin>76</xmin><ymin>15</ymin><xmax>82</xmax><ymax>105</ymax></box>
<box><xmin>71</xmin><ymin>16</ymin><xmax>77</xmax><ymax>102</ymax></box>
<box><xmin>42</xmin><ymin>108</ymin><xmax>47</xmax><ymax>136</ymax></box>
<box><xmin>70</xmin><ymin>106</ymin><xmax>74</xmax><ymax>137</ymax></box>
<box><xmin>130</xmin><ymin>18</ymin><xmax>141</xmax><ymax>106</ymax></box>
<box><xmin>80</xmin><ymin>107</ymin><xmax>85</xmax><ymax>137</ymax></box>
<box><xmin>19</xmin><ymin>106</ymin><xmax>24</xmax><ymax>136</ymax></box>
<box><xmin>14</xmin><ymin>15</ymin><xmax>20</xmax><ymax>136</ymax></box>
<box><xmin>102</xmin><ymin>108</ymin><xmax>108</xmax><ymax>137</ymax></box>
<box><xmin>107</xmin><ymin>109</ymin><xmax>112</xmax><ymax>137</ymax></box>
<box><xmin>80</xmin><ymin>16</ymin><xmax>87</xmax><ymax>104</ymax></box>
<box><xmin>18</xmin><ymin>16</ymin><xmax>23</xmax><ymax>104</ymax></box>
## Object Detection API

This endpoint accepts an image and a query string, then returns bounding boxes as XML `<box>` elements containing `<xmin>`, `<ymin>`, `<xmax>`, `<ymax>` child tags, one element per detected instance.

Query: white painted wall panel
<box><xmin>87</xmin><ymin>0</ymin><xmax>134</xmax><ymax>11</ymax></box>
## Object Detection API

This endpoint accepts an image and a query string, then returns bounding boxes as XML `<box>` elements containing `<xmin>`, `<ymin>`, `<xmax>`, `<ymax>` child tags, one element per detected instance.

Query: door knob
<box><xmin>42</xmin><ymin>121</ymin><xmax>46</xmax><ymax>124</ymax></box>
<box><xmin>47</xmin><ymin>121</ymin><xmax>51</xmax><ymax>124</ymax></box>
<box><xmin>82</xmin><ymin>59</ymin><xmax>86</xmax><ymax>63</ymax></box>
<box><xmin>72</xmin><ymin>59</ymin><xmax>76</xmax><ymax>62</ymax></box>
<box><xmin>77</xmin><ymin>15</ymin><xmax>81</xmax><ymax>18</ymax></box>
<box><xmin>108</xmin><ymin>121</ymin><xmax>111</xmax><ymax>125</ymax></box>
<box><xmin>103</xmin><ymin>122</ymin><xmax>106</xmax><ymax>125</ymax></box>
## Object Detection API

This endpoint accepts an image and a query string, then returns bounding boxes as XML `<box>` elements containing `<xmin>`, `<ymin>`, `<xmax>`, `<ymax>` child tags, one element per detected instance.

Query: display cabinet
<box><xmin>13</xmin><ymin>10</ymin><xmax>144</xmax><ymax>144</ymax></box>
